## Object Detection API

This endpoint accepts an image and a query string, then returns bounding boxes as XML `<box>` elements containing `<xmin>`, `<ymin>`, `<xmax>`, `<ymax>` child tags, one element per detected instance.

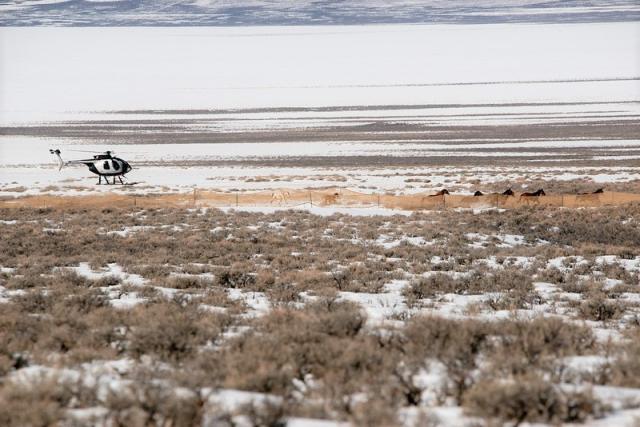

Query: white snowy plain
<box><xmin>0</xmin><ymin>22</ymin><xmax>638</xmax><ymax>123</ymax></box>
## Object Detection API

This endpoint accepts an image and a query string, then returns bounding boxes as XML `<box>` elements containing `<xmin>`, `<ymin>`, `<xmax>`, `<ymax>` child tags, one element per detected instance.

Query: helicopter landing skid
<box><xmin>97</xmin><ymin>176</ymin><xmax>126</xmax><ymax>185</ymax></box>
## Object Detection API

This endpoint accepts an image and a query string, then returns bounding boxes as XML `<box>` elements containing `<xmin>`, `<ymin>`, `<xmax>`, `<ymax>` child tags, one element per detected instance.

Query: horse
<box><xmin>579</xmin><ymin>188</ymin><xmax>604</xmax><ymax>195</ymax></box>
<box><xmin>519</xmin><ymin>189</ymin><xmax>545</xmax><ymax>204</ymax></box>
<box><xmin>322</xmin><ymin>192</ymin><xmax>340</xmax><ymax>205</ymax></box>
<box><xmin>473</xmin><ymin>191</ymin><xmax>484</xmax><ymax>197</ymax></box>
<box><xmin>502</xmin><ymin>188</ymin><xmax>514</xmax><ymax>196</ymax></box>
<box><xmin>428</xmin><ymin>189</ymin><xmax>450</xmax><ymax>197</ymax></box>
<box><xmin>270</xmin><ymin>190</ymin><xmax>291</xmax><ymax>205</ymax></box>
<box><xmin>520</xmin><ymin>189</ymin><xmax>545</xmax><ymax>197</ymax></box>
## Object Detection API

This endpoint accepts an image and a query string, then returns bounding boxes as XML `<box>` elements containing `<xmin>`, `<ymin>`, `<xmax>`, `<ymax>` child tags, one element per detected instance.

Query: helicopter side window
<box><xmin>103</xmin><ymin>161</ymin><xmax>110</xmax><ymax>170</ymax></box>
<box><xmin>112</xmin><ymin>161</ymin><xmax>120</xmax><ymax>171</ymax></box>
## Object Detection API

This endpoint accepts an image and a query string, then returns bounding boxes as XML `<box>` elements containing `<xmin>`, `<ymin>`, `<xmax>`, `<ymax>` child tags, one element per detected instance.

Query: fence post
<box><xmin>236</xmin><ymin>192</ymin><xmax>239</xmax><ymax>207</ymax></box>
<box><xmin>377</xmin><ymin>194</ymin><xmax>380</xmax><ymax>207</ymax></box>
<box><xmin>193</xmin><ymin>188</ymin><xmax>197</xmax><ymax>207</ymax></box>
<box><xmin>309</xmin><ymin>191</ymin><xmax>313</xmax><ymax>207</ymax></box>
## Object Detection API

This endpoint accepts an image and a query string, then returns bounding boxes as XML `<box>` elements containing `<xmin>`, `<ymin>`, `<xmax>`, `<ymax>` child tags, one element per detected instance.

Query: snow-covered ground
<box><xmin>1</xmin><ymin>22</ymin><xmax>638</xmax><ymax>197</ymax></box>
<box><xmin>1</xmin><ymin>22</ymin><xmax>637</xmax><ymax>123</ymax></box>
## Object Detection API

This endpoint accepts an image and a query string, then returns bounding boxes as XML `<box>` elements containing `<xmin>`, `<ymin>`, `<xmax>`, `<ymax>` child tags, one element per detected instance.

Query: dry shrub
<box><xmin>577</xmin><ymin>292</ymin><xmax>626</xmax><ymax>322</ymax></box>
<box><xmin>128</xmin><ymin>300</ymin><xmax>229</xmax><ymax>362</ymax></box>
<box><xmin>463</xmin><ymin>376</ymin><xmax>607</xmax><ymax>425</ymax></box>
<box><xmin>536</xmin><ymin>267</ymin><xmax>569</xmax><ymax>284</ymax></box>
<box><xmin>404</xmin><ymin>316</ymin><xmax>491</xmax><ymax>402</ymax></box>
<box><xmin>13</xmin><ymin>289</ymin><xmax>53</xmax><ymax>313</ymax></box>
<box><xmin>60</xmin><ymin>288</ymin><xmax>111</xmax><ymax>314</ymax></box>
<box><xmin>405</xmin><ymin>269</ymin><xmax>534</xmax><ymax>309</ymax></box>
<box><xmin>609</xmin><ymin>331</ymin><xmax>640</xmax><ymax>388</ymax></box>
<box><xmin>105</xmin><ymin>373</ymin><xmax>203</xmax><ymax>427</ymax></box>
<box><xmin>94</xmin><ymin>274</ymin><xmax>122</xmax><ymax>288</ymax></box>
<box><xmin>0</xmin><ymin>377</ymin><xmax>73</xmax><ymax>427</ymax></box>
<box><xmin>490</xmin><ymin>316</ymin><xmax>595</xmax><ymax>375</ymax></box>
<box><xmin>127</xmin><ymin>264</ymin><xmax>173</xmax><ymax>279</ymax></box>
<box><xmin>5</xmin><ymin>273</ymin><xmax>47</xmax><ymax>290</ymax></box>
<box><xmin>241</xmin><ymin>400</ymin><xmax>287</xmax><ymax>427</ymax></box>
<box><xmin>348</xmin><ymin>393</ymin><xmax>400</xmax><ymax>427</ymax></box>
<box><xmin>327</xmin><ymin>263</ymin><xmax>388</xmax><ymax>293</ymax></box>
<box><xmin>0</xmin><ymin>302</ymin><xmax>50</xmax><ymax>372</ymax></box>
<box><xmin>212</xmin><ymin>300</ymin><xmax>401</xmax><ymax>418</ymax></box>
<box><xmin>157</xmin><ymin>275</ymin><xmax>214</xmax><ymax>290</ymax></box>
<box><xmin>216</xmin><ymin>267</ymin><xmax>256</xmax><ymax>289</ymax></box>
<box><xmin>266</xmin><ymin>281</ymin><xmax>300</xmax><ymax>306</ymax></box>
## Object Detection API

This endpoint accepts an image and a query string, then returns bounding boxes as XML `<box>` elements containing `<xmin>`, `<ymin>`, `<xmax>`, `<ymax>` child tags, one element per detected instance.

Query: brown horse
<box><xmin>519</xmin><ymin>189</ymin><xmax>545</xmax><ymax>204</ymax></box>
<box><xmin>502</xmin><ymin>188</ymin><xmax>514</xmax><ymax>196</ymax></box>
<box><xmin>429</xmin><ymin>189</ymin><xmax>450</xmax><ymax>197</ymax></box>
<box><xmin>578</xmin><ymin>188</ymin><xmax>604</xmax><ymax>196</ymax></box>
<box><xmin>579</xmin><ymin>188</ymin><xmax>604</xmax><ymax>195</ymax></box>
<box><xmin>521</xmin><ymin>189</ymin><xmax>546</xmax><ymax>197</ymax></box>
<box><xmin>322</xmin><ymin>192</ymin><xmax>340</xmax><ymax>205</ymax></box>
<box><xmin>473</xmin><ymin>191</ymin><xmax>484</xmax><ymax>197</ymax></box>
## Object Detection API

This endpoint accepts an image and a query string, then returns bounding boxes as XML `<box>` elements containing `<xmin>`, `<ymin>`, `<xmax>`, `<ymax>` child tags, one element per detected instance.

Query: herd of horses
<box><xmin>268</xmin><ymin>188</ymin><xmax>606</xmax><ymax>206</ymax></box>
<box><xmin>428</xmin><ymin>187</ymin><xmax>604</xmax><ymax>201</ymax></box>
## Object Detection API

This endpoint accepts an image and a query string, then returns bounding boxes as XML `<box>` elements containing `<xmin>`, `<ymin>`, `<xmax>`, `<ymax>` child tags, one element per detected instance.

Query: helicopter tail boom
<box><xmin>49</xmin><ymin>149</ymin><xmax>64</xmax><ymax>171</ymax></box>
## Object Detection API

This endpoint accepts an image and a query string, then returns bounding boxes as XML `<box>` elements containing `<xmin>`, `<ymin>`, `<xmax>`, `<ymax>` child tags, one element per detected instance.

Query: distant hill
<box><xmin>1</xmin><ymin>0</ymin><xmax>639</xmax><ymax>26</ymax></box>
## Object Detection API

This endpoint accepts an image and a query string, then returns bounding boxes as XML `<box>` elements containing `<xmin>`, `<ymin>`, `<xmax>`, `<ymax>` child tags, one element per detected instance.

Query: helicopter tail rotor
<box><xmin>49</xmin><ymin>149</ymin><xmax>64</xmax><ymax>171</ymax></box>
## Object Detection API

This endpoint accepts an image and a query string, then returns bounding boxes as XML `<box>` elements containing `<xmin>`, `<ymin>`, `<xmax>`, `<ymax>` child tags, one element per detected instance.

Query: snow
<box><xmin>2</xmin><ymin>140</ymin><xmax>639</xmax><ymax>196</ymax></box>
<box><xmin>203</xmin><ymin>388</ymin><xmax>282</xmax><ymax>412</ymax></box>
<box><xmin>561</xmin><ymin>355</ymin><xmax>610</xmax><ymax>379</ymax></box>
<box><xmin>1</xmin><ymin>22</ymin><xmax>637</xmax><ymax>124</ymax></box>
<box><xmin>375</xmin><ymin>234</ymin><xmax>434</xmax><ymax>248</ymax></box>
<box><xmin>66</xmin><ymin>262</ymin><xmax>147</xmax><ymax>286</ymax></box>
<box><xmin>474</xmin><ymin>256</ymin><xmax>535</xmax><ymax>269</ymax></box>
<box><xmin>338</xmin><ymin>280</ymin><xmax>409</xmax><ymax>324</ymax></box>
<box><xmin>547</xmin><ymin>256</ymin><xmax>588</xmax><ymax>272</ymax></box>
<box><xmin>466</xmin><ymin>233</ymin><xmax>544</xmax><ymax>248</ymax></box>
<box><xmin>227</xmin><ymin>289</ymin><xmax>270</xmax><ymax>317</ymax></box>
<box><xmin>596</xmin><ymin>256</ymin><xmax>640</xmax><ymax>272</ymax></box>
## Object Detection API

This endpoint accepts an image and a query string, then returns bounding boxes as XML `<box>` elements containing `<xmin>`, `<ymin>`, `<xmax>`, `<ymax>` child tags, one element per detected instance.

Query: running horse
<box><xmin>322</xmin><ymin>192</ymin><xmax>340</xmax><ymax>205</ymax></box>
<box><xmin>428</xmin><ymin>189</ymin><xmax>450</xmax><ymax>197</ymax></box>
<box><xmin>270</xmin><ymin>190</ymin><xmax>291</xmax><ymax>205</ymax></box>
<box><xmin>519</xmin><ymin>188</ymin><xmax>546</xmax><ymax>204</ymax></box>
<box><xmin>579</xmin><ymin>188</ymin><xmax>604</xmax><ymax>195</ymax></box>
<box><xmin>473</xmin><ymin>191</ymin><xmax>484</xmax><ymax>197</ymax></box>
<box><xmin>502</xmin><ymin>188</ymin><xmax>515</xmax><ymax>196</ymax></box>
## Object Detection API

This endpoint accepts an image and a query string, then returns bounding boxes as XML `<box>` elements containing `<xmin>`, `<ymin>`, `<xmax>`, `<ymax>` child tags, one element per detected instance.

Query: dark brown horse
<box><xmin>502</xmin><ymin>188</ymin><xmax>514</xmax><ymax>196</ymax></box>
<box><xmin>519</xmin><ymin>189</ymin><xmax>545</xmax><ymax>203</ymax></box>
<box><xmin>473</xmin><ymin>191</ymin><xmax>484</xmax><ymax>197</ymax></box>
<box><xmin>579</xmin><ymin>188</ymin><xmax>604</xmax><ymax>195</ymax></box>
<box><xmin>429</xmin><ymin>189</ymin><xmax>450</xmax><ymax>197</ymax></box>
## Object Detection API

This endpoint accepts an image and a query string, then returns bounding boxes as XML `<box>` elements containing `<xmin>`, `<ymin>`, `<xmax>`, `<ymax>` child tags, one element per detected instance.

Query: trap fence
<box><xmin>1</xmin><ymin>188</ymin><xmax>640</xmax><ymax>211</ymax></box>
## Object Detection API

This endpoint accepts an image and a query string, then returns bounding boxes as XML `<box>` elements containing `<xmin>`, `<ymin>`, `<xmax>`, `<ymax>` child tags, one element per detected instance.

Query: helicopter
<box><xmin>50</xmin><ymin>149</ymin><xmax>133</xmax><ymax>185</ymax></box>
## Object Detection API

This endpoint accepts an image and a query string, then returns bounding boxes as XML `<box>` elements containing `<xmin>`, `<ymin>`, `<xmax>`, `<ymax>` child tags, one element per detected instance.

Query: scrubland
<box><xmin>1</xmin><ymin>204</ymin><xmax>640</xmax><ymax>426</ymax></box>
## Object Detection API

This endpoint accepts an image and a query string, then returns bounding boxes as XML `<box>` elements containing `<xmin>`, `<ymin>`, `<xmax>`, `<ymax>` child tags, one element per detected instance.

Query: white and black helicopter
<box><xmin>50</xmin><ymin>149</ymin><xmax>133</xmax><ymax>185</ymax></box>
